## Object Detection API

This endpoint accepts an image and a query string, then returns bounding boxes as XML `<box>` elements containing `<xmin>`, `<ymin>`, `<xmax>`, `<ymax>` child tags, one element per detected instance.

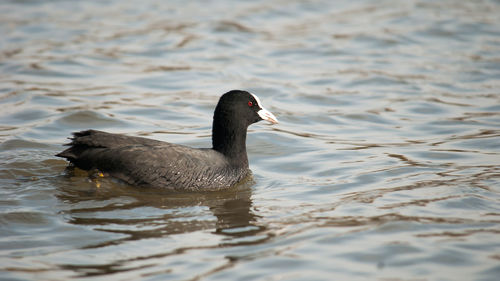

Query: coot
<box><xmin>56</xmin><ymin>90</ymin><xmax>278</xmax><ymax>191</ymax></box>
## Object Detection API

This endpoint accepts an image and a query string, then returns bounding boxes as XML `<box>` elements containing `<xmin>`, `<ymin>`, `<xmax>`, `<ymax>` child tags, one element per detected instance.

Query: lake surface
<box><xmin>1</xmin><ymin>0</ymin><xmax>500</xmax><ymax>280</ymax></box>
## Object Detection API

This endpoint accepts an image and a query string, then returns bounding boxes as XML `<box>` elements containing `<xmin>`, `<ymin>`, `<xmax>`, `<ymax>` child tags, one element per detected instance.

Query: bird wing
<box><xmin>77</xmin><ymin>145</ymin><xmax>235</xmax><ymax>190</ymax></box>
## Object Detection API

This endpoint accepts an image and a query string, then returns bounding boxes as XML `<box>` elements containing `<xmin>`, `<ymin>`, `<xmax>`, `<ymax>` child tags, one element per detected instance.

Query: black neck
<box><xmin>212</xmin><ymin>117</ymin><xmax>249</xmax><ymax>167</ymax></box>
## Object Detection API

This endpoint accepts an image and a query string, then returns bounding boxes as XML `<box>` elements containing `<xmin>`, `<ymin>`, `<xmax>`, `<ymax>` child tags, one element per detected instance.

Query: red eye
<box><xmin>248</xmin><ymin>101</ymin><xmax>253</xmax><ymax>107</ymax></box>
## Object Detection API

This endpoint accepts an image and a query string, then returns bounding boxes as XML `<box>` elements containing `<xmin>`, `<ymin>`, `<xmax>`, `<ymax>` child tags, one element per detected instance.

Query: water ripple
<box><xmin>1</xmin><ymin>0</ymin><xmax>500</xmax><ymax>280</ymax></box>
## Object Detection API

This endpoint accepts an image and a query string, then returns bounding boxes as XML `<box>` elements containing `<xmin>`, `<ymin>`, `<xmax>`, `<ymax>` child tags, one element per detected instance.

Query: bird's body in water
<box><xmin>56</xmin><ymin>90</ymin><xmax>278</xmax><ymax>191</ymax></box>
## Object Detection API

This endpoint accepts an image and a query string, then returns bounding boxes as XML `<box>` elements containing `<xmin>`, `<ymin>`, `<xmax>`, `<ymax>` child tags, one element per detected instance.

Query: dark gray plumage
<box><xmin>56</xmin><ymin>90</ymin><xmax>278</xmax><ymax>191</ymax></box>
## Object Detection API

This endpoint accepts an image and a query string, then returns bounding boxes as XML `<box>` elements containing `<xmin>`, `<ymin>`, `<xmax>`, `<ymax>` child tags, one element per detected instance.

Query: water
<box><xmin>1</xmin><ymin>0</ymin><xmax>500</xmax><ymax>280</ymax></box>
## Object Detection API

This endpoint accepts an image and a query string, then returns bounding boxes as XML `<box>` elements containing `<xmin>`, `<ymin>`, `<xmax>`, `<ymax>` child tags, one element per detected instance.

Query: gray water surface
<box><xmin>1</xmin><ymin>0</ymin><xmax>500</xmax><ymax>280</ymax></box>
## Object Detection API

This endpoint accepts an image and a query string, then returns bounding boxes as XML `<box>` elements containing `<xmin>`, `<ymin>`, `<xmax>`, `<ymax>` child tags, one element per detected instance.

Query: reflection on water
<box><xmin>57</xmin><ymin>174</ymin><xmax>260</xmax><ymax>241</ymax></box>
<box><xmin>51</xmin><ymin>175</ymin><xmax>264</xmax><ymax>277</ymax></box>
<box><xmin>1</xmin><ymin>0</ymin><xmax>500</xmax><ymax>280</ymax></box>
